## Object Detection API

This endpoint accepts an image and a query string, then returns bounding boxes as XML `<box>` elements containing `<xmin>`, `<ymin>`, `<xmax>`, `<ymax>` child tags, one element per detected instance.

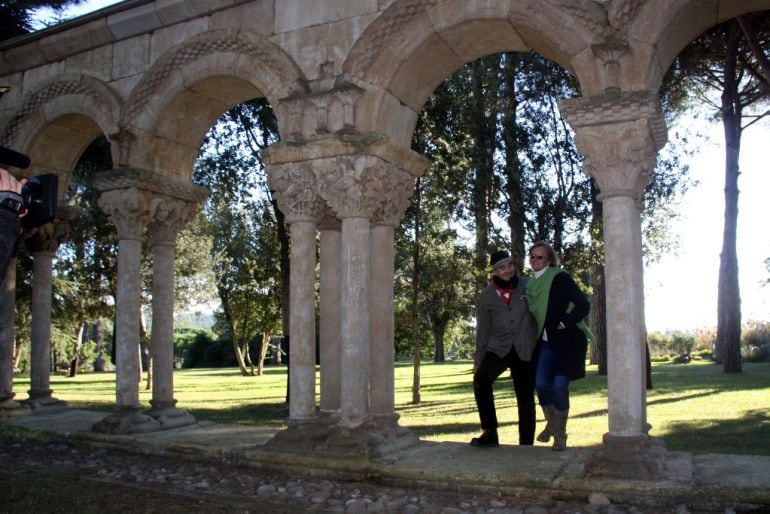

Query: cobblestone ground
<box><xmin>0</xmin><ymin>434</ymin><xmax>734</xmax><ymax>514</ymax></box>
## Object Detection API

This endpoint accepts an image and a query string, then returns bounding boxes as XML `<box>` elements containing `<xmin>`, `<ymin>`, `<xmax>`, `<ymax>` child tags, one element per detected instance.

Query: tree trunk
<box><xmin>501</xmin><ymin>53</ymin><xmax>527</xmax><ymax>272</ymax></box>
<box><xmin>431</xmin><ymin>318</ymin><xmax>448</xmax><ymax>363</ymax></box>
<box><xmin>716</xmin><ymin>22</ymin><xmax>743</xmax><ymax>373</ymax></box>
<box><xmin>221</xmin><ymin>298</ymin><xmax>251</xmax><ymax>376</ymax></box>
<box><xmin>69</xmin><ymin>321</ymin><xmax>86</xmax><ymax>378</ymax></box>
<box><xmin>470</xmin><ymin>59</ymin><xmax>494</xmax><ymax>297</ymax></box>
<box><xmin>411</xmin><ymin>178</ymin><xmax>422</xmax><ymax>405</ymax></box>
<box><xmin>93</xmin><ymin>320</ymin><xmax>105</xmax><ymax>372</ymax></box>
<box><xmin>257</xmin><ymin>332</ymin><xmax>271</xmax><ymax>376</ymax></box>
<box><xmin>589</xmin><ymin>180</ymin><xmax>608</xmax><ymax>374</ymax></box>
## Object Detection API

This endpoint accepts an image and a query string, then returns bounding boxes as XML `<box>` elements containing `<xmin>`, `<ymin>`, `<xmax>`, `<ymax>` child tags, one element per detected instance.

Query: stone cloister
<box><xmin>0</xmin><ymin>0</ymin><xmax>765</xmax><ymax>478</ymax></box>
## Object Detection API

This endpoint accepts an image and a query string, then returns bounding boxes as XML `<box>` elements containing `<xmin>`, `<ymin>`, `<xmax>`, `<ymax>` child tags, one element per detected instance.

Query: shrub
<box><xmin>742</xmin><ymin>320</ymin><xmax>770</xmax><ymax>363</ymax></box>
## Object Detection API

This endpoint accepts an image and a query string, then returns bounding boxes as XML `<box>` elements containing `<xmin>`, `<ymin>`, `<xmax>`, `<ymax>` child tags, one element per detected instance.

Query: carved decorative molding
<box><xmin>315</xmin><ymin>155</ymin><xmax>388</xmax><ymax>219</ymax></box>
<box><xmin>92</xmin><ymin>168</ymin><xmax>209</xmax><ymax>204</ymax></box>
<box><xmin>97</xmin><ymin>187</ymin><xmax>157</xmax><ymax>240</ymax></box>
<box><xmin>1</xmin><ymin>80</ymin><xmax>106</xmax><ymax>146</ymax></box>
<box><xmin>267</xmin><ymin>161</ymin><xmax>325</xmax><ymax>223</ymax></box>
<box><xmin>559</xmin><ymin>90</ymin><xmax>667</xmax><ymax>150</ymax></box>
<box><xmin>148</xmin><ymin>195</ymin><xmax>199</xmax><ymax>244</ymax></box>
<box><xmin>276</xmin><ymin>86</ymin><xmax>362</xmax><ymax>142</ymax></box>
<box><xmin>371</xmin><ymin>165</ymin><xmax>415</xmax><ymax>227</ymax></box>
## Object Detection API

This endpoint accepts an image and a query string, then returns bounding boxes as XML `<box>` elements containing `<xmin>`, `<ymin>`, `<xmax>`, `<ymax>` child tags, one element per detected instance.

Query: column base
<box><xmin>145</xmin><ymin>404</ymin><xmax>196</xmax><ymax>430</ymax></box>
<box><xmin>0</xmin><ymin>394</ymin><xmax>32</xmax><ymax>418</ymax></box>
<box><xmin>265</xmin><ymin>416</ymin><xmax>419</xmax><ymax>460</ymax></box>
<box><xmin>583</xmin><ymin>432</ymin><xmax>668</xmax><ymax>480</ymax></box>
<box><xmin>21</xmin><ymin>393</ymin><xmax>68</xmax><ymax>413</ymax></box>
<box><xmin>92</xmin><ymin>407</ymin><xmax>162</xmax><ymax>435</ymax></box>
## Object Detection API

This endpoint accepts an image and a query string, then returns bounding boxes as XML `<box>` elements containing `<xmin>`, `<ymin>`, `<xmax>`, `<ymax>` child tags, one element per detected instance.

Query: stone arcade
<box><xmin>1</xmin><ymin>0</ymin><xmax>764</xmax><ymax>479</ymax></box>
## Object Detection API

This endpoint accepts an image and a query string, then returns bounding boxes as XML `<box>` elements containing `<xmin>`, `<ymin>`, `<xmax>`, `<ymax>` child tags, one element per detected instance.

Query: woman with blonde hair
<box><xmin>525</xmin><ymin>241</ymin><xmax>592</xmax><ymax>451</ymax></box>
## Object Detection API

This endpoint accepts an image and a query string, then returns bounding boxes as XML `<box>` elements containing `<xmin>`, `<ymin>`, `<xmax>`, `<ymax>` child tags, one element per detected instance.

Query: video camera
<box><xmin>0</xmin><ymin>146</ymin><xmax>58</xmax><ymax>230</ymax></box>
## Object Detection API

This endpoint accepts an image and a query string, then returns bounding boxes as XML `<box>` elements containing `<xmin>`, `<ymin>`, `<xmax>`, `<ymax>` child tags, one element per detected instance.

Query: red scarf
<box><xmin>494</xmin><ymin>284</ymin><xmax>513</xmax><ymax>305</ymax></box>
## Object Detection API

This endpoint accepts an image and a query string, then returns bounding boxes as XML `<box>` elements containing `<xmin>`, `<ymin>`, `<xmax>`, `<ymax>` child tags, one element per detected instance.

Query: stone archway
<box><xmin>1</xmin><ymin>0</ymin><xmax>769</xmax><ymax>478</ymax></box>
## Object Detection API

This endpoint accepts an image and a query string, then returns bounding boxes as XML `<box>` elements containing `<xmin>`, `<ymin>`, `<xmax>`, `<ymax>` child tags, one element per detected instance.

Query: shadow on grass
<box><xmin>662</xmin><ymin>408</ymin><xmax>770</xmax><ymax>456</ymax></box>
<box><xmin>189</xmin><ymin>402</ymin><xmax>289</xmax><ymax>427</ymax></box>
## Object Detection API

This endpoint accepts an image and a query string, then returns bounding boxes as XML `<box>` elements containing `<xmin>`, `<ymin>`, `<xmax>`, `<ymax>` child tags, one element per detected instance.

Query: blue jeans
<box><xmin>535</xmin><ymin>339</ymin><xmax>570</xmax><ymax>411</ymax></box>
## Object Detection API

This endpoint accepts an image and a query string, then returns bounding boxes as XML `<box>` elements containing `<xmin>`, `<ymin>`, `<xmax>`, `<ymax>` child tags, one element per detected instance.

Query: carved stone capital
<box><xmin>148</xmin><ymin>195</ymin><xmax>199</xmax><ymax>244</ymax></box>
<box><xmin>24</xmin><ymin>205</ymin><xmax>79</xmax><ymax>254</ymax></box>
<box><xmin>371</xmin><ymin>165</ymin><xmax>415</xmax><ymax>227</ymax></box>
<box><xmin>315</xmin><ymin>154</ymin><xmax>388</xmax><ymax>219</ymax></box>
<box><xmin>267</xmin><ymin>162</ymin><xmax>325</xmax><ymax>223</ymax></box>
<box><xmin>97</xmin><ymin>187</ymin><xmax>157</xmax><ymax>240</ymax></box>
<box><xmin>560</xmin><ymin>91</ymin><xmax>667</xmax><ymax>200</ymax></box>
<box><xmin>93</xmin><ymin>168</ymin><xmax>208</xmax><ymax>240</ymax></box>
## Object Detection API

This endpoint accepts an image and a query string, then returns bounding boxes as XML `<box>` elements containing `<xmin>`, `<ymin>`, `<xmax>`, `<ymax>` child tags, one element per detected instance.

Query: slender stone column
<box><xmin>92</xmin><ymin>184</ymin><xmax>160</xmax><ymax>434</ymax></box>
<box><xmin>318</xmin><ymin>211</ymin><xmax>342</xmax><ymax>417</ymax></box>
<box><xmin>23</xmin><ymin>209</ymin><xmax>76</xmax><ymax>411</ymax></box>
<box><xmin>146</xmin><ymin>195</ymin><xmax>199</xmax><ymax>429</ymax></box>
<box><xmin>0</xmin><ymin>260</ymin><xmax>28</xmax><ymax>416</ymax></box>
<box><xmin>561</xmin><ymin>91</ymin><xmax>668</xmax><ymax>479</ymax></box>
<box><xmin>369</xmin><ymin>168</ymin><xmax>414</xmax><ymax>420</ymax></box>
<box><xmin>268</xmin><ymin>162</ymin><xmax>324</xmax><ymax>423</ymax></box>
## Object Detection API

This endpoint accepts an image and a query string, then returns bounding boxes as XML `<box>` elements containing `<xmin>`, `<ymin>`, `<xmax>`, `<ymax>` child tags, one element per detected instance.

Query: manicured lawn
<box><xmin>11</xmin><ymin>359</ymin><xmax>770</xmax><ymax>455</ymax></box>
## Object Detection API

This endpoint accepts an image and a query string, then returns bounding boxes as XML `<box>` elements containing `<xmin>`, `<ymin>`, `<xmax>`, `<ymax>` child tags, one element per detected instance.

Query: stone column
<box><xmin>318</xmin><ymin>155</ymin><xmax>390</xmax><ymax>429</ymax></box>
<box><xmin>318</xmin><ymin>210</ymin><xmax>342</xmax><ymax>418</ymax></box>
<box><xmin>0</xmin><ymin>260</ymin><xmax>28</xmax><ymax>416</ymax></box>
<box><xmin>561</xmin><ymin>91</ymin><xmax>668</xmax><ymax>479</ymax></box>
<box><xmin>22</xmin><ymin>209</ymin><xmax>76</xmax><ymax>411</ymax></box>
<box><xmin>268</xmin><ymin>163</ymin><xmax>324</xmax><ymax>423</ymax></box>
<box><xmin>263</xmin><ymin>131</ymin><xmax>428</xmax><ymax>458</ymax></box>
<box><xmin>91</xmin><ymin>181</ymin><xmax>160</xmax><ymax>434</ymax></box>
<box><xmin>146</xmin><ymin>195</ymin><xmax>199</xmax><ymax>429</ymax></box>
<box><xmin>369</xmin><ymin>167</ymin><xmax>414</xmax><ymax>422</ymax></box>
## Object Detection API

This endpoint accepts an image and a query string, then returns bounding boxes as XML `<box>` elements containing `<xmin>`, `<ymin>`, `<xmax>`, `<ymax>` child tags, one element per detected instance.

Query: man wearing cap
<box><xmin>471</xmin><ymin>250</ymin><xmax>539</xmax><ymax>447</ymax></box>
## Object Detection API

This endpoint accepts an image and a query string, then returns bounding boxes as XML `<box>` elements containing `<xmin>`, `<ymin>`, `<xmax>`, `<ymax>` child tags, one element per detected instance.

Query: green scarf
<box><xmin>525</xmin><ymin>266</ymin><xmax>594</xmax><ymax>342</ymax></box>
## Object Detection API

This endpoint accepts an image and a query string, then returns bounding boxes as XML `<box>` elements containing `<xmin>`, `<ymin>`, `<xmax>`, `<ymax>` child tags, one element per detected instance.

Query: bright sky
<box><xmin>645</xmin><ymin>118</ymin><xmax>770</xmax><ymax>332</ymax></box>
<box><xmin>32</xmin><ymin>1</ymin><xmax>770</xmax><ymax>333</ymax></box>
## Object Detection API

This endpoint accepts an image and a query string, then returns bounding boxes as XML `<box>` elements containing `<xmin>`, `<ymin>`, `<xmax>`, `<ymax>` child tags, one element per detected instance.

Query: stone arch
<box><xmin>627</xmin><ymin>0</ymin><xmax>770</xmax><ymax>92</ymax></box>
<box><xmin>120</xmin><ymin>29</ymin><xmax>307</xmax><ymax>180</ymax></box>
<box><xmin>342</xmin><ymin>0</ymin><xmax>606</xmax><ymax>146</ymax></box>
<box><xmin>0</xmin><ymin>74</ymin><xmax>121</xmax><ymax>196</ymax></box>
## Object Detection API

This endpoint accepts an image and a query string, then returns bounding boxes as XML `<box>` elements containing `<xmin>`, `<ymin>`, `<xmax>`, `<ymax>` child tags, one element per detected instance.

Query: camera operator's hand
<box><xmin>0</xmin><ymin>167</ymin><xmax>27</xmax><ymax>217</ymax></box>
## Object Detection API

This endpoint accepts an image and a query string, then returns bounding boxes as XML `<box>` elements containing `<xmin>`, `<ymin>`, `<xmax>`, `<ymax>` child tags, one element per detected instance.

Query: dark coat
<box><xmin>475</xmin><ymin>276</ymin><xmax>538</xmax><ymax>367</ymax></box>
<box><xmin>542</xmin><ymin>271</ymin><xmax>590</xmax><ymax>380</ymax></box>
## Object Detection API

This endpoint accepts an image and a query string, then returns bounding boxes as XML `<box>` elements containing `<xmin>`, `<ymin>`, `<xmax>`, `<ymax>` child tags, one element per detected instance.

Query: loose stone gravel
<box><xmin>0</xmin><ymin>434</ymin><xmax>734</xmax><ymax>513</ymax></box>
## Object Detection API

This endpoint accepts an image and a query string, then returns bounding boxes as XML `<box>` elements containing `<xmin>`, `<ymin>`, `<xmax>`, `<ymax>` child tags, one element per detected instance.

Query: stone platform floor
<box><xmin>1</xmin><ymin>409</ymin><xmax>769</xmax><ymax>513</ymax></box>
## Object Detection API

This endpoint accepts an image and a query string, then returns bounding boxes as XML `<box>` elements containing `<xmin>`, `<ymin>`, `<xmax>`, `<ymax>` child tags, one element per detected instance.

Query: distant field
<box><xmin>11</xmin><ymin>359</ymin><xmax>770</xmax><ymax>455</ymax></box>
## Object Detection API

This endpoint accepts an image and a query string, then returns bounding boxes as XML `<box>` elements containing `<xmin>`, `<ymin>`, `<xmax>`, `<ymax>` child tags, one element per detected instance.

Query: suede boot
<box><xmin>552</xmin><ymin>408</ymin><xmax>568</xmax><ymax>451</ymax></box>
<box><xmin>536</xmin><ymin>404</ymin><xmax>555</xmax><ymax>443</ymax></box>
<box><xmin>470</xmin><ymin>429</ymin><xmax>499</xmax><ymax>448</ymax></box>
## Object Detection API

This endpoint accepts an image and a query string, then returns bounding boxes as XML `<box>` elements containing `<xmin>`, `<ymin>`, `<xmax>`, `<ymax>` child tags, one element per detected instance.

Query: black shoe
<box><xmin>470</xmin><ymin>430</ymin><xmax>499</xmax><ymax>448</ymax></box>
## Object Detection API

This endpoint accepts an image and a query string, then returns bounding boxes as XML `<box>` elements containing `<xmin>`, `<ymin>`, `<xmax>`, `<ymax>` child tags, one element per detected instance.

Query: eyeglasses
<box><xmin>529</xmin><ymin>255</ymin><xmax>546</xmax><ymax>261</ymax></box>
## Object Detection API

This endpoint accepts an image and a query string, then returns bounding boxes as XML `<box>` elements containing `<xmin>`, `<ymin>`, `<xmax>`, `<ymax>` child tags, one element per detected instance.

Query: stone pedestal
<box><xmin>584</xmin><ymin>433</ymin><xmax>668</xmax><ymax>479</ymax></box>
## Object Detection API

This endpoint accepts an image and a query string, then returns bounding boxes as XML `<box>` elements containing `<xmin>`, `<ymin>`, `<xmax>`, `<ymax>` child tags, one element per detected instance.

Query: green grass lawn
<box><xmin>11</xmin><ymin>359</ymin><xmax>770</xmax><ymax>455</ymax></box>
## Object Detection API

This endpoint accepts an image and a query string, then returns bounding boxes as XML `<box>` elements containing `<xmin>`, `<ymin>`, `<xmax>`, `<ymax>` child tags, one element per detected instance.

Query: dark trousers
<box><xmin>473</xmin><ymin>348</ymin><xmax>537</xmax><ymax>445</ymax></box>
